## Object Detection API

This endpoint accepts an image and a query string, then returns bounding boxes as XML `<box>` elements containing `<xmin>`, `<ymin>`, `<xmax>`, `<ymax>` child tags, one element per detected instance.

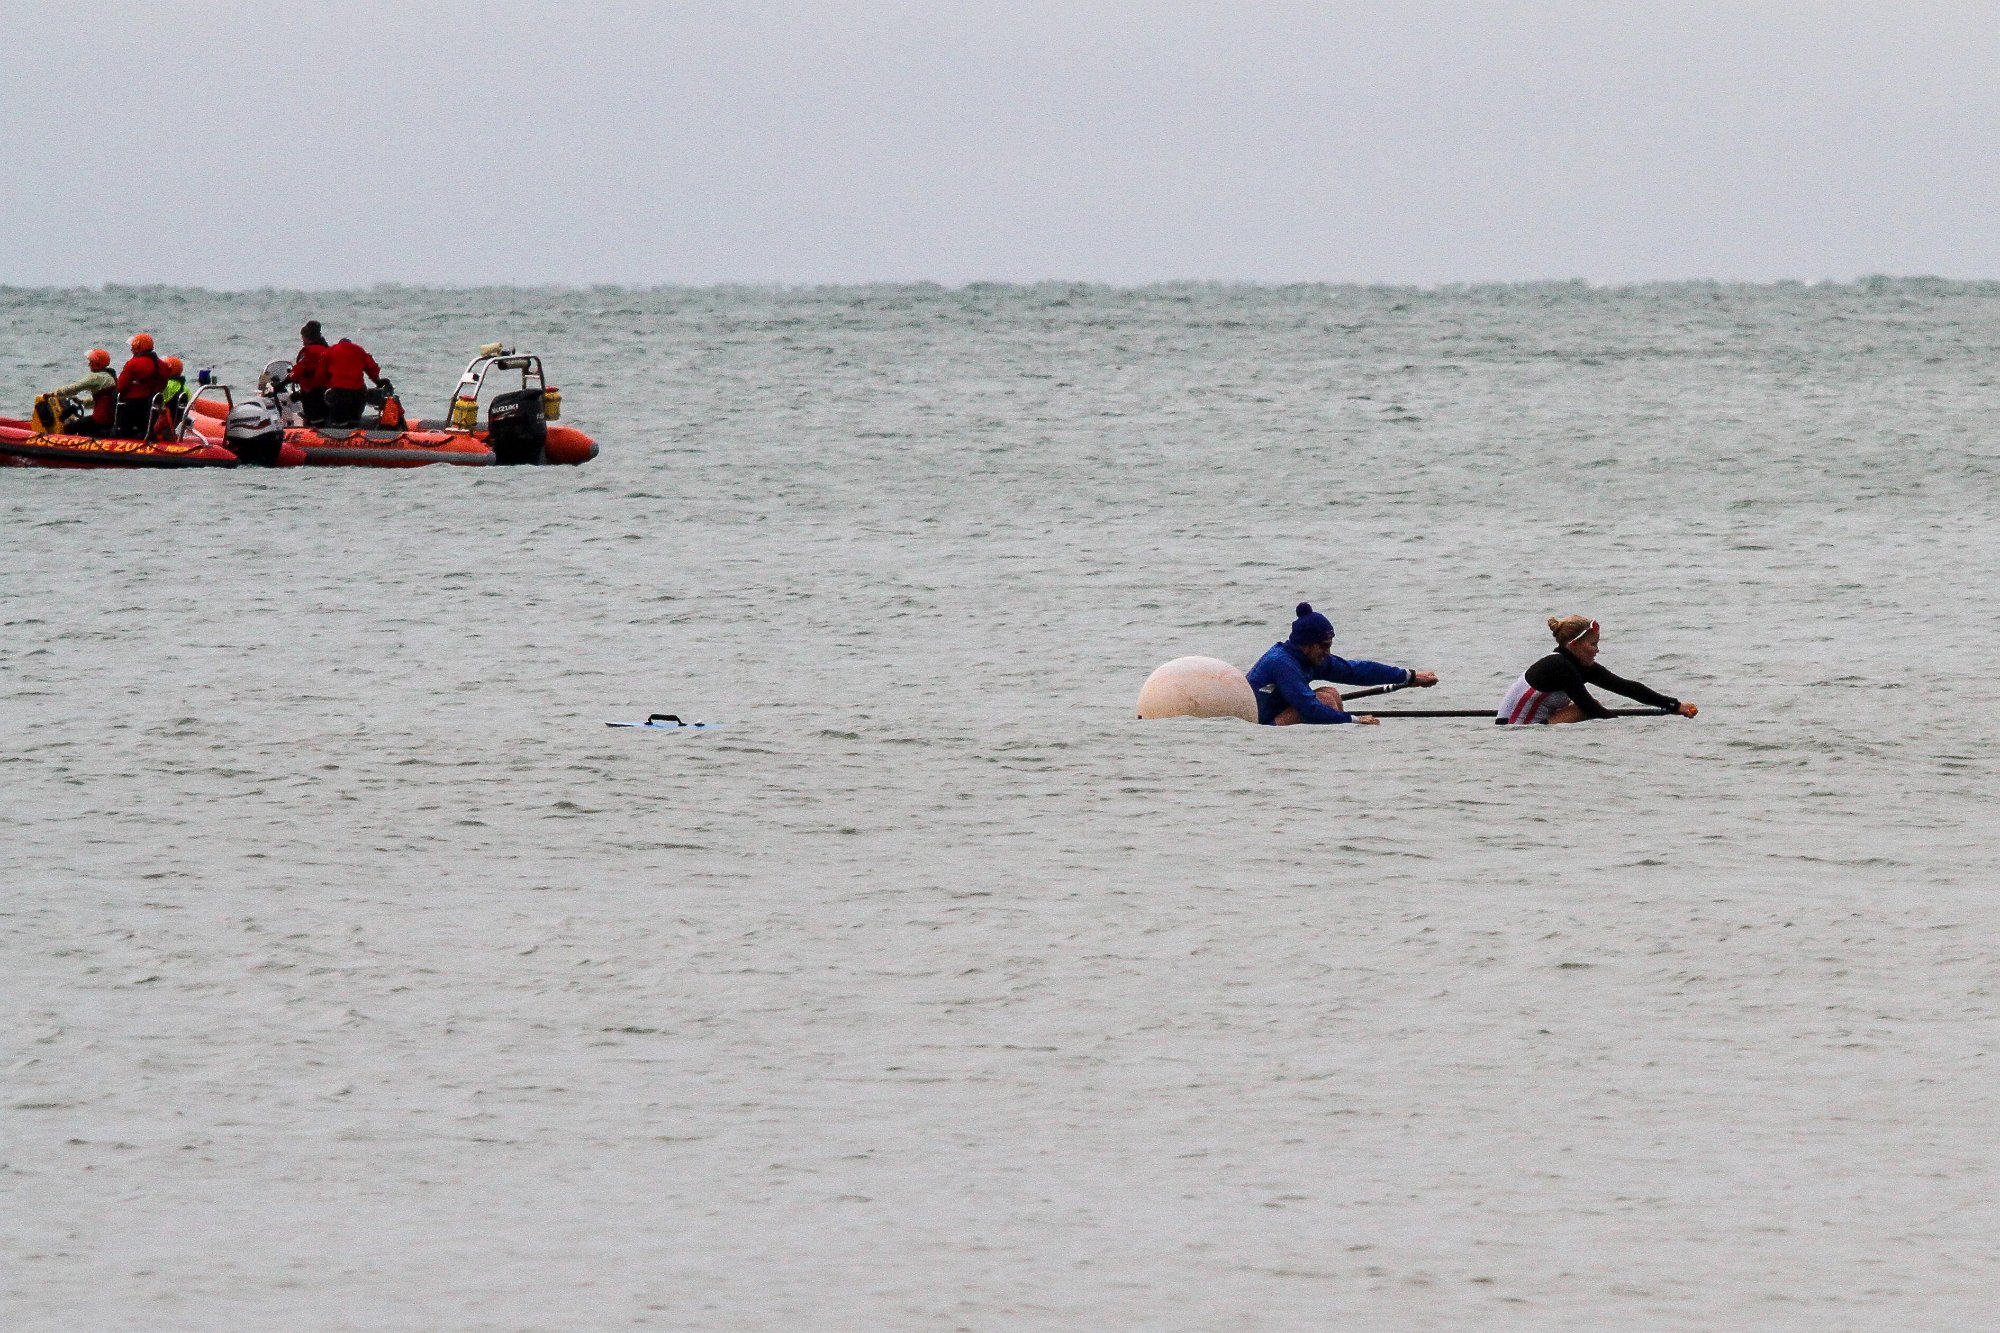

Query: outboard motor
<box><xmin>485</xmin><ymin>388</ymin><xmax>548</xmax><ymax>465</ymax></box>
<box><xmin>224</xmin><ymin>399</ymin><xmax>288</xmax><ymax>466</ymax></box>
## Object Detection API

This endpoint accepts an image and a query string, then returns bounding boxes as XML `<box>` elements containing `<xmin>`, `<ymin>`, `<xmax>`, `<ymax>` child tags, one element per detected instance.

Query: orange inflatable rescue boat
<box><xmin>189</xmin><ymin>348</ymin><xmax>596</xmax><ymax>467</ymax></box>
<box><xmin>1</xmin><ymin>384</ymin><xmax>304</xmax><ymax>469</ymax></box>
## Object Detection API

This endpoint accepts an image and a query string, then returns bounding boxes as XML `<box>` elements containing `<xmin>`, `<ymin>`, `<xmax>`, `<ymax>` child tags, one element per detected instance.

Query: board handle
<box><xmin>647</xmin><ymin>713</ymin><xmax>683</xmax><ymax>725</ymax></box>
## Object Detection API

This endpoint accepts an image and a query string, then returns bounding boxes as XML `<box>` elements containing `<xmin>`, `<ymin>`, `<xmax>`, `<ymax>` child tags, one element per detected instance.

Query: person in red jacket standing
<box><xmin>290</xmin><ymin>320</ymin><xmax>332</xmax><ymax>425</ymax></box>
<box><xmin>115</xmin><ymin>332</ymin><xmax>169</xmax><ymax>438</ymax></box>
<box><xmin>324</xmin><ymin>336</ymin><xmax>382</xmax><ymax>427</ymax></box>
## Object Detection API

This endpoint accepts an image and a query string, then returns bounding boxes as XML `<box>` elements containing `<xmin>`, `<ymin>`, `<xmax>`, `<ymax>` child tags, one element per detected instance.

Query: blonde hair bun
<box><xmin>1549</xmin><ymin>614</ymin><xmax>1594</xmax><ymax>644</ymax></box>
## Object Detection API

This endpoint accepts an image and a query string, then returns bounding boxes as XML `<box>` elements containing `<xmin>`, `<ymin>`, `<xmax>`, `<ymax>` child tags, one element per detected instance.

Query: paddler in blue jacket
<box><xmin>1248</xmin><ymin>602</ymin><xmax>1438</xmax><ymax>726</ymax></box>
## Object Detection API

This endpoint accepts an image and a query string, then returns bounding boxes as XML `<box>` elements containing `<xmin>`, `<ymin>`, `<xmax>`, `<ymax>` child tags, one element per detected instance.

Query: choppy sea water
<box><xmin>2</xmin><ymin>280</ymin><xmax>1996</xmax><ymax>1330</ymax></box>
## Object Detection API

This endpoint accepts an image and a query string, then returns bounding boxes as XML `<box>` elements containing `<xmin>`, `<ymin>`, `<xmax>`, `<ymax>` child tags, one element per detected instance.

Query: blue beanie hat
<box><xmin>1288</xmin><ymin>601</ymin><xmax>1335</xmax><ymax>645</ymax></box>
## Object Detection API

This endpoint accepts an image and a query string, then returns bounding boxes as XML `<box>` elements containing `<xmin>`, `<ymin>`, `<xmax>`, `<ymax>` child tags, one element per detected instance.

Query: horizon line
<box><xmin>4</xmin><ymin>274</ymin><xmax>1998</xmax><ymax>298</ymax></box>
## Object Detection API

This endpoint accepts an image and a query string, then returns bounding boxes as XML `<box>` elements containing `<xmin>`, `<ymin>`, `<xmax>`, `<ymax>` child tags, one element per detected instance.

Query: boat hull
<box><xmin>189</xmin><ymin>399</ymin><xmax>596</xmax><ymax>464</ymax></box>
<box><xmin>544</xmin><ymin>425</ymin><xmax>597</xmax><ymax>466</ymax></box>
<box><xmin>187</xmin><ymin>414</ymin><xmax>493</xmax><ymax>467</ymax></box>
<box><xmin>0</xmin><ymin>420</ymin><xmax>243</xmax><ymax>469</ymax></box>
<box><xmin>381</xmin><ymin>420</ymin><xmax>596</xmax><ymax>465</ymax></box>
<box><xmin>288</xmin><ymin>427</ymin><xmax>493</xmax><ymax>468</ymax></box>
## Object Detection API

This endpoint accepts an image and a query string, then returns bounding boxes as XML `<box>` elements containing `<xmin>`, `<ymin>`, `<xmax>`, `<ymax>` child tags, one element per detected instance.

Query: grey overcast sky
<box><xmin>4</xmin><ymin>2</ymin><xmax>1995</xmax><ymax>288</ymax></box>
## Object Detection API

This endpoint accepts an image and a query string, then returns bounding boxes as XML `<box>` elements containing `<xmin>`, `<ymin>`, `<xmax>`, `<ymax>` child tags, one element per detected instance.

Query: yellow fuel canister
<box><xmin>448</xmin><ymin>396</ymin><xmax>479</xmax><ymax>431</ymax></box>
<box><xmin>543</xmin><ymin>387</ymin><xmax>562</xmax><ymax>421</ymax></box>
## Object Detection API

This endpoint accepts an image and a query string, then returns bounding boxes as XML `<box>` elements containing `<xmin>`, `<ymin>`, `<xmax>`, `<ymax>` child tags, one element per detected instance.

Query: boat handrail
<box><xmin>447</xmin><ymin>351</ymin><xmax>546</xmax><ymax>428</ymax></box>
<box><xmin>452</xmin><ymin>353</ymin><xmax>546</xmax><ymax>394</ymax></box>
<box><xmin>176</xmin><ymin>384</ymin><xmax>234</xmax><ymax>442</ymax></box>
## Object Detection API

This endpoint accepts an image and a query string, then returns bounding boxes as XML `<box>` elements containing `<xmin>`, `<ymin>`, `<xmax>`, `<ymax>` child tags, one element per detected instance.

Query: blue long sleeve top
<box><xmin>1247</xmin><ymin>641</ymin><xmax>1413</xmax><ymax>725</ymax></box>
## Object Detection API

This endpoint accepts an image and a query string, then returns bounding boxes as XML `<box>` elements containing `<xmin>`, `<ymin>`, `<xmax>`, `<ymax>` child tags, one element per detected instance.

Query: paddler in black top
<box><xmin>1496</xmin><ymin>615</ymin><xmax>1698</xmax><ymax>725</ymax></box>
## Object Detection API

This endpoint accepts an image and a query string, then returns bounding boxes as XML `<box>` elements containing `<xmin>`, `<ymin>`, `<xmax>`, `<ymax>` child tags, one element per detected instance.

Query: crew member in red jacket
<box><xmin>291</xmin><ymin>320</ymin><xmax>332</xmax><ymax>425</ymax></box>
<box><xmin>115</xmin><ymin>333</ymin><xmax>170</xmax><ymax>438</ymax></box>
<box><xmin>323</xmin><ymin>336</ymin><xmax>382</xmax><ymax>427</ymax></box>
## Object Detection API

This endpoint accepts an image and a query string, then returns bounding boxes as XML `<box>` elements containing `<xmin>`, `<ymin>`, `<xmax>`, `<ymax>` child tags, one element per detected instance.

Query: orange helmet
<box><xmin>163</xmin><ymin>356</ymin><xmax>184</xmax><ymax>376</ymax></box>
<box><xmin>130</xmin><ymin>332</ymin><xmax>154</xmax><ymax>353</ymax></box>
<box><xmin>87</xmin><ymin>348</ymin><xmax>111</xmax><ymax>370</ymax></box>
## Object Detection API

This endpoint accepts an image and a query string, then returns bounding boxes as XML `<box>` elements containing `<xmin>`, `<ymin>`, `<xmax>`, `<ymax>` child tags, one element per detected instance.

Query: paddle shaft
<box><xmin>1337</xmin><ymin>682</ymin><xmax>1411</xmax><ymax>702</ymax></box>
<box><xmin>1349</xmin><ymin>707</ymin><xmax>1676</xmax><ymax>720</ymax></box>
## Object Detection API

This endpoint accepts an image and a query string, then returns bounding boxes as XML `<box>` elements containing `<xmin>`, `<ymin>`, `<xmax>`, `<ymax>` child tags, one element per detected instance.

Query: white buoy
<box><xmin>1135</xmin><ymin>656</ymin><xmax>1257</xmax><ymax>722</ymax></box>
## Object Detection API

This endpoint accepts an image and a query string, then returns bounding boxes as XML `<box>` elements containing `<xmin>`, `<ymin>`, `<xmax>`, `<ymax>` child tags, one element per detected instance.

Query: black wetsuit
<box><xmin>1497</xmin><ymin>648</ymin><xmax>1680</xmax><ymax>724</ymax></box>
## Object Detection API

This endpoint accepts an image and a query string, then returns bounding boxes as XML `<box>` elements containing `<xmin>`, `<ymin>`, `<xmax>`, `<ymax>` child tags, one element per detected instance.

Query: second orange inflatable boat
<box><xmin>191</xmin><ymin>348</ymin><xmax>596</xmax><ymax>467</ymax></box>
